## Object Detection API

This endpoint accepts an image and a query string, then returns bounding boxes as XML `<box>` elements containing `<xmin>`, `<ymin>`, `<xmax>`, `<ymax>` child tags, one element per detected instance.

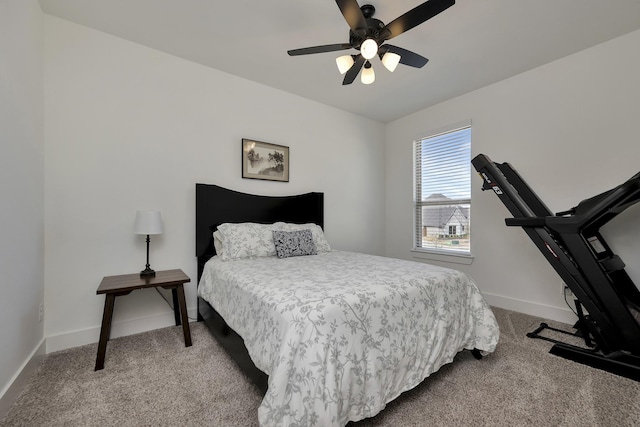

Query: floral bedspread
<box><xmin>198</xmin><ymin>251</ymin><xmax>499</xmax><ymax>426</ymax></box>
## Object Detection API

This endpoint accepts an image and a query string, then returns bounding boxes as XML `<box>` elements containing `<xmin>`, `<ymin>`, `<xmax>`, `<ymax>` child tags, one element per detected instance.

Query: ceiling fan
<box><xmin>287</xmin><ymin>0</ymin><xmax>455</xmax><ymax>85</ymax></box>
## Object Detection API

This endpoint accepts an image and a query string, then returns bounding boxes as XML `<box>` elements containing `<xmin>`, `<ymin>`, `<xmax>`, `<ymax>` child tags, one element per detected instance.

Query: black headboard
<box><xmin>195</xmin><ymin>184</ymin><xmax>324</xmax><ymax>279</ymax></box>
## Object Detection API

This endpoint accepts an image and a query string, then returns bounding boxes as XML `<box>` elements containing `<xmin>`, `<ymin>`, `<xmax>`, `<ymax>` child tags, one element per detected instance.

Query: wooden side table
<box><xmin>95</xmin><ymin>269</ymin><xmax>192</xmax><ymax>370</ymax></box>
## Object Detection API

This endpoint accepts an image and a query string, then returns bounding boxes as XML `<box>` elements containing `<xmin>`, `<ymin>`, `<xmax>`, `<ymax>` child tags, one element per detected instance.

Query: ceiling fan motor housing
<box><xmin>349</xmin><ymin>17</ymin><xmax>386</xmax><ymax>50</ymax></box>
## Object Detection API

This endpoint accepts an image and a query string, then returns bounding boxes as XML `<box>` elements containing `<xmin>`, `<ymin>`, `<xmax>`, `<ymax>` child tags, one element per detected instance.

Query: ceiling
<box><xmin>39</xmin><ymin>0</ymin><xmax>640</xmax><ymax>123</ymax></box>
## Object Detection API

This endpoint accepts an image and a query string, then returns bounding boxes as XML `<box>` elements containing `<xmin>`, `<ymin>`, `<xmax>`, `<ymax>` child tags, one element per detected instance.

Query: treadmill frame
<box><xmin>472</xmin><ymin>154</ymin><xmax>640</xmax><ymax>381</ymax></box>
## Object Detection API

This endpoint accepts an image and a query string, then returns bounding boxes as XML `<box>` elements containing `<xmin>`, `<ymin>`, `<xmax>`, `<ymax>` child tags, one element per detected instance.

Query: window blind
<box><xmin>414</xmin><ymin>125</ymin><xmax>471</xmax><ymax>252</ymax></box>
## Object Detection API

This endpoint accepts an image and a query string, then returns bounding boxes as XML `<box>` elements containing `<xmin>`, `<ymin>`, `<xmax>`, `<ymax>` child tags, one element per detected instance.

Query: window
<box><xmin>414</xmin><ymin>125</ymin><xmax>471</xmax><ymax>255</ymax></box>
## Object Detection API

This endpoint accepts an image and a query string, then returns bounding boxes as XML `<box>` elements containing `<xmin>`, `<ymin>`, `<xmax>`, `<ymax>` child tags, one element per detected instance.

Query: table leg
<box><xmin>176</xmin><ymin>284</ymin><xmax>192</xmax><ymax>347</ymax></box>
<box><xmin>95</xmin><ymin>294</ymin><xmax>116</xmax><ymax>370</ymax></box>
<box><xmin>171</xmin><ymin>288</ymin><xmax>181</xmax><ymax>326</ymax></box>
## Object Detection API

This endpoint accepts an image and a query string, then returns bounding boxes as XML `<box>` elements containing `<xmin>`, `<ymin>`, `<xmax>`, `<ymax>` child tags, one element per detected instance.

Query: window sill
<box><xmin>410</xmin><ymin>249</ymin><xmax>474</xmax><ymax>265</ymax></box>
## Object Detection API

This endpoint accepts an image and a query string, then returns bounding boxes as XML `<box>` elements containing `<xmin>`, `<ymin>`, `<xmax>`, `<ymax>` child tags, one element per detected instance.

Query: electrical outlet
<box><xmin>562</xmin><ymin>283</ymin><xmax>576</xmax><ymax>300</ymax></box>
<box><xmin>38</xmin><ymin>303</ymin><xmax>44</xmax><ymax>322</ymax></box>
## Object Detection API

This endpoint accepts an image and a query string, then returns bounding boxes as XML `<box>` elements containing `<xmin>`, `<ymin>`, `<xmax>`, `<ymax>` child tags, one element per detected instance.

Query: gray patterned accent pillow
<box><xmin>272</xmin><ymin>229</ymin><xmax>317</xmax><ymax>258</ymax></box>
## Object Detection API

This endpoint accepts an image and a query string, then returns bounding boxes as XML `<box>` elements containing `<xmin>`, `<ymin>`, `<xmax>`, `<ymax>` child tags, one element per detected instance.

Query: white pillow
<box><xmin>216</xmin><ymin>222</ymin><xmax>286</xmax><ymax>261</ymax></box>
<box><xmin>212</xmin><ymin>230</ymin><xmax>224</xmax><ymax>258</ymax></box>
<box><xmin>282</xmin><ymin>223</ymin><xmax>331</xmax><ymax>252</ymax></box>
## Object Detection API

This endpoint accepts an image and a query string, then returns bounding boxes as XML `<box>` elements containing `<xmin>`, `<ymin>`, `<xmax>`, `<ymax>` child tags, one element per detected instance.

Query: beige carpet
<box><xmin>2</xmin><ymin>307</ymin><xmax>639</xmax><ymax>426</ymax></box>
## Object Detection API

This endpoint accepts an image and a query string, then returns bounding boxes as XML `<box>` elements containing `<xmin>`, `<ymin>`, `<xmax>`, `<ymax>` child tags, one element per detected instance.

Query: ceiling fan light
<box><xmin>382</xmin><ymin>52</ymin><xmax>401</xmax><ymax>72</ymax></box>
<box><xmin>336</xmin><ymin>55</ymin><xmax>355</xmax><ymax>74</ymax></box>
<box><xmin>360</xmin><ymin>38</ymin><xmax>378</xmax><ymax>60</ymax></box>
<box><xmin>361</xmin><ymin>63</ymin><xmax>375</xmax><ymax>85</ymax></box>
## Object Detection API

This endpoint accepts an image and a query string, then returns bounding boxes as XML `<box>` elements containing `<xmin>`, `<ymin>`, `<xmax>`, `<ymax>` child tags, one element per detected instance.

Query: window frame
<box><xmin>412</xmin><ymin>121</ymin><xmax>474</xmax><ymax>265</ymax></box>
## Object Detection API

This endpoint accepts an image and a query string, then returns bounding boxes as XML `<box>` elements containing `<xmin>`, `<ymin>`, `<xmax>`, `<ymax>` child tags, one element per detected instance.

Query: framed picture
<box><xmin>242</xmin><ymin>139</ymin><xmax>289</xmax><ymax>182</ymax></box>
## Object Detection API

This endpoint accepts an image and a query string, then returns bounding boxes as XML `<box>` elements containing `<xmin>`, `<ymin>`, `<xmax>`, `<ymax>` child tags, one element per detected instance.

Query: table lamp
<box><xmin>134</xmin><ymin>210</ymin><xmax>163</xmax><ymax>278</ymax></box>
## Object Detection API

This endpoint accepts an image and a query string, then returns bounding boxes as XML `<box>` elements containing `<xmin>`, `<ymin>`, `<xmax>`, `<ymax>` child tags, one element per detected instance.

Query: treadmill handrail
<box><xmin>546</xmin><ymin>174</ymin><xmax>640</xmax><ymax>233</ymax></box>
<box><xmin>505</xmin><ymin>217</ymin><xmax>547</xmax><ymax>227</ymax></box>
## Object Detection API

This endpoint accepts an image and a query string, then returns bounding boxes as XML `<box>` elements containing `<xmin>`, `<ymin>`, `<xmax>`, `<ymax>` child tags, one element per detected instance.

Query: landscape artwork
<box><xmin>242</xmin><ymin>139</ymin><xmax>289</xmax><ymax>182</ymax></box>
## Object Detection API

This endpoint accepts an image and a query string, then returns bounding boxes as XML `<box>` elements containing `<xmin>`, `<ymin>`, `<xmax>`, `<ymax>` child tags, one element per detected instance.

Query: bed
<box><xmin>195</xmin><ymin>184</ymin><xmax>500</xmax><ymax>426</ymax></box>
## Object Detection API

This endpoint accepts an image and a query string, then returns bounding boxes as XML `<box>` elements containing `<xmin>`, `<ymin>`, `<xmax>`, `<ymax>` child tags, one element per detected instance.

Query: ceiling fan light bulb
<box><xmin>382</xmin><ymin>52</ymin><xmax>401</xmax><ymax>72</ymax></box>
<box><xmin>336</xmin><ymin>55</ymin><xmax>355</xmax><ymax>74</ymax></box>
<box><xmin>361</xmin><ymin>64</ymin><xmax>375</xmax><ymax>85</ymax></box>
<box><xmin>360</xmin><ymin>38</ymin><xmax>378</xmax><ymax>60</ymax></box>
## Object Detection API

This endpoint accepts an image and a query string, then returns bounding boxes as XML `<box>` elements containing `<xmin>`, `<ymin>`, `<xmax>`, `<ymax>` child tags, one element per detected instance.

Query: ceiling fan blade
<box><xmin>335</xmin><ymin>0</ymin><xmax>368</xmax><ymax>37</ymax></box>
<box><xmin>382</xmin><ymin>0</ymin><xmax>455</xmax><ymax>40</ymax></box>
<box><xmin>342</xmin><ymin>55</ymin><xmax>365</xmax><ymax>85</ymax></box>
<box><xmin>288</xmin><ymin>43</ymin><xmax>353</xmax><ymax>56</ymax></box>
<box><xmin>381</xmin><ymin>44</ymin><xmax>429</xmax><ymax>68</ymax></box>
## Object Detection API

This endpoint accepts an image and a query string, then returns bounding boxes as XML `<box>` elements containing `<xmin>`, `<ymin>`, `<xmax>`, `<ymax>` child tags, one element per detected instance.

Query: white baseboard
<box><xmin>0</xmin><ymin>338</ymin><xmax>46</xmax><ymax>420</ymax></box>
<box><xmin>46</xmin><ymin>307</ymin><xmax>198</xmax><ymax>353</ymax></box>
<box><xmin>484</xmin><ymin>292</ymin><xmax>578</xmax><ymax>325</ymax></box>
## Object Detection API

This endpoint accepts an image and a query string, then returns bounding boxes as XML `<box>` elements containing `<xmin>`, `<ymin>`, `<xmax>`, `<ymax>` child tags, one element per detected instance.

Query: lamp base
<box><xmin>140</xmin><ymin>267</ymin><xmax>156</xmax><ymax>278</ymax></box>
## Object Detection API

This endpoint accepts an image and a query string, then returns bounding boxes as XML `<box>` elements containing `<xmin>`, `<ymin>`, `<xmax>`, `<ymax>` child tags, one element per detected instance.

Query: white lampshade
<box><xmin>361</xmin><ymin>63</ymin><xmax>375</xmax><ymax>85</ymax></box>
<box><xmin>381</xmin><ymin>52</ymin><xmax>401</xmax><ymax>72</ymax></box>
<box><xmin>336</xmin><ymin>55</ymin><xmax>355</xmax><ymax>74</ymax></box>
<box><xmin>134</xmin><ymin>211</ymin><xmax>163</xmax><ymax>235</ymax></box>
<box><xmin>360</xmin><ymin>38</ymin><xmax>378</xmax><ymax>60</ymax></box>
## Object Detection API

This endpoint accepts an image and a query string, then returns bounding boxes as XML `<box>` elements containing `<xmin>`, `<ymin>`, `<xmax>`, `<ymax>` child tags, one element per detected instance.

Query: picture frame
<box><xmin>242</xmin><ymin>139</ymin><xmax>289</xmax><ymax>182</ymax></box>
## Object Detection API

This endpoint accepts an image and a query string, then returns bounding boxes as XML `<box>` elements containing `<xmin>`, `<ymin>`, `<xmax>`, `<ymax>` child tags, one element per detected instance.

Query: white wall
<box><xmin>43</xmin><ymin>16</ymin><xmax>385</xmax><ymax>350</ymax></box>
<box><xmin>385</xmin><ymin>29</ymin><xmax>640</xmax><ymax>323</ymax></box>
<box><xmin>0</xmin><ymin>0</ymin><xmax>45</xmax><ymax>411</ymax></box>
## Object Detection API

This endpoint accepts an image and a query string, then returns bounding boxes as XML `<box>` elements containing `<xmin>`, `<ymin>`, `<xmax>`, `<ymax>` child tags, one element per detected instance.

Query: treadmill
<box><xmin>472</xmin><ymin>154</ymin><xmax>640</xmax><ymax>381</ymax></box>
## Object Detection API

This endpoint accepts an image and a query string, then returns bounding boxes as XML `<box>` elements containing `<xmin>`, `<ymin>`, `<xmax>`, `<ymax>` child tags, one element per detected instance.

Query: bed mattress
<box><xmin>198</xmin><ymin>251</ymin><xmax>499</xmax><ymax>426</ymax></box>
